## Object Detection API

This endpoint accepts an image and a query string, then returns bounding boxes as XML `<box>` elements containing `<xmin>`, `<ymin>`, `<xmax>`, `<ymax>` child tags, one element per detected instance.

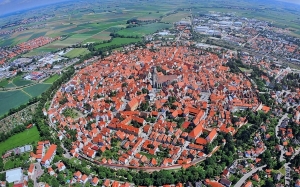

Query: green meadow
<box><xmin>0</xmin><ymin>126</ymin><xmax>40</xmax><ymax>155</ymax></box>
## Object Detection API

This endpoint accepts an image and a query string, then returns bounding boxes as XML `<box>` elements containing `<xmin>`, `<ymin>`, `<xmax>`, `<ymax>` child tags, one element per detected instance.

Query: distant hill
<box><xmin>0</xmin><ymin>0</ymin><xmax>72</xmax><ymax>16</ymax></box>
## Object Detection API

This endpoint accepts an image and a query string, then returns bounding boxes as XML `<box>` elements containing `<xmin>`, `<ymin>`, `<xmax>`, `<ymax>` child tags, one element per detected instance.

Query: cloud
<box><xmin>277</xmin><ymin>0</ymin><xmax>300</xmax><ymax>5</ymax></box>
<box><xmin>0</xmin><ymin>0</ymin><xmax>11</xmax><ymax>5</ymax></box>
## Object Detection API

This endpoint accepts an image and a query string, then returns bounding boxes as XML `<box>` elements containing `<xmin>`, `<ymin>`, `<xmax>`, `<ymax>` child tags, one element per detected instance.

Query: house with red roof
<box><xmin>206</xmin><ymin>128</ymin><xmax>218</xmax><ymax>143</ymax></box>
<box><xmin>127</xmin><ymin>98</ymin><xmax>139</xmax><ymax>111</ymax></box>
<box><xmin>28</xmin><ymin>164</ymin><xmax>35</xmax><ymax>179</ymax></box>
<box><xmin>56</xmin><ymin>161</ymin><xmax>66</xmax><ymax>172</ymax></box>
<box><xmin>91</xmin><ymin>176</ymin><xmax>99</xmax><ymax>186</ymax></box>
<box><xmin>41</xmin><ymin>144</ymin><xmax>57</xmax><ymax>167</ymax></box>
<box><xmin>80</xmin><ymin>174</ymin><xmax>88</xmax><ymax>184</ymax></box>
<box><xmin>187</xmin><ymin>120</ymin><xmax>204</xmax><ymax>141</ymax></box>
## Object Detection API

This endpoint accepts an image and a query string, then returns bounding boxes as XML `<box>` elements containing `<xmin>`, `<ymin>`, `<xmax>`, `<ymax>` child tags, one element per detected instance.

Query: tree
<box><xmin>28</xmin><ymin>179</ymin><xmax>34</xmax><ymax>187</ymax></box>
<box><xmin>0</xmin><ymin>157</ymin><xmax>3</xmax><ymax>171</ymax></box>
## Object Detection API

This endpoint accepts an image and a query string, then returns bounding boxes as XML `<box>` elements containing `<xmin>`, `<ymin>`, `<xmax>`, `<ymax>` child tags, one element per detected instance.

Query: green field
<box><xmin>83</xmin><ymin>31</ymin><xmax>112</xmax><ymax>44</ymax></box>
<box><xmin>23</xmin><ymin>84</ymin><xmax>51</xmax><ymax>98</ymax></box>
<box><xmin>116</xmin><ymin>23</ymin><xmax>172</xmax><ymax>37</ymax></box>
<box><xmin>95</xmin><ymin>38</ymin><xmax>141</xmax><ymax>49</ymax></box>
<box><xmin>0</xmin><ymin>79</ymin><xmax>8</xmax><ymax>88</ymax></box>
<box><xmin>44</xmin><ymin>74</ymin><xmax>61</xmax><ymax>83</ymax></box>
<box><xmin>23</xmin><ymin>46</ymin><xmax>57</xmax><ymax>57</ymax></box>
<box><xmin>0</xmin><ymin>126</ymin><xmax>40</xmax><ymax>155</ymax></box>
<box><xmin>64</xmin><ymin>48</ymin><xmax>90</xmax><ymax>58</ymax></box>
<box><xmin>238</xmin><ymin>67</ymin><xmax>253</xmax><ymax>73</ymax></box>
<box><xmin>162</xmin><ymin>11</ymin><xmax>191</xmax><ymax>23</ymax></box>
<box><xmin>0</xmin><ymin>0</ymin><xmax>300</xmax><ymax>51</ymax></box>
<box><xmin>28</xmin><ymin>31</ymin><xmax>47</xmax><ymax>40</ymax></box>
<box><xmin>0</xmin><ymin>83</ymin><xmax>51</xmax><ymax>117</ymax></box>
<box><xmin>12</xmin><ymin>75</ymin><xmax>33</xmax><ymax>87</ymax></box>
<box><xmin>0</xmin><ymin>90</ymin><xmax>31</xmax><ymax>116</ymax></box>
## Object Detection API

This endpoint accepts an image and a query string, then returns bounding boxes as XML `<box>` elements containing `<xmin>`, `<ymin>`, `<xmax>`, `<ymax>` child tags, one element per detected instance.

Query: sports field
<box><xmin>64</xmin><ymin>48</ymin><xmax>90</xmax><ymax>58</ymax></box>
<box><xmin>0</xmin><ymin>126</ymin><xmax>40</xmax><ymax>155</ymax></box>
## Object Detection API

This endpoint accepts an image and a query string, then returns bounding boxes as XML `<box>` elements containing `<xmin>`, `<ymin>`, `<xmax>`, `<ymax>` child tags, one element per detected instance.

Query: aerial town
<box><xmin>0</xmin><ymin>1</ymin><xmax>300</xmax><ymax>187</ymax></box>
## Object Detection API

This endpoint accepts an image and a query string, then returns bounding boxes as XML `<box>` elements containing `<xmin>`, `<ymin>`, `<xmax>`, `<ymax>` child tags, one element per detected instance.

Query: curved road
<box><xmin>234</xmin><ymin>165</ymin><xmax>266</xmax><ymax>187</ymax></box>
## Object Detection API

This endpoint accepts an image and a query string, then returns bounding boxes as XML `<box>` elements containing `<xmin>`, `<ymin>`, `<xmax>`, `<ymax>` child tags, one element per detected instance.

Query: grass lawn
<box><xmin>279</xmin><ymin>167</ymin><xmax>286</xmax><ymax>175</ymax></box>
<box><xmin>0</xmin><ymin>126</ymin><xmax>40</xmax><ymax>155</ymax></box>
<box><xmin>12</xmin><ymin>75</ymin><xmax>33</xmax><ymax>87</ymax></box>
<box><xmin>4</xmin><ymin>160</ymin><xmax>14</xmax><ymax>170</ymax></box>
<box><xmin>64</xmin><ymin>48</ymin><xmax>90</xmax><ymax>58</ymax></box>
<box><xmin>238</xmin><ymin>67</ymin><xmax>253</xmax><ymax>73</ymax></box>
<box><xmin>139</xmin><ymin>151</ymin><xmax>159</xmax><ymax>159</ymax></box>
<box><xmin>44</xmin><ymin>74</ymin><xmax>61</xmax><ymax>84</ymax></box>
<box><xmin>95</xmin><ymin>38</ymin><xmax>141</xmax><ymax>49</ymax></box>
<box><xmin>4</xmin><ymin>152</ymin><xmax>30</xmax><ymax>170</ymax></box>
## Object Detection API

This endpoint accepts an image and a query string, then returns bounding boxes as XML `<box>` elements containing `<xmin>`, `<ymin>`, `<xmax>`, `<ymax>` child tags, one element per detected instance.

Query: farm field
<box><xmin>23</xmin><ymin>46</ymin><xmax>57</xmax><ymax>57</ymax></box>
<box><xmin>0</xmin><ymin>83</ymin><xmax>51</xmax><ymax>117</ymax></box>
<box><xmin>64</xmin><ymin>48</ymin><xmax>90</xmax><ymax>58</ymax></box>
<box><xmin>43</xmin><ymin>74</ymin><xmax>61</xmax><ymax>83</ymax></box>
<box><xmin>23</xmin><ymin>84</ymin><xmax>51</xmax><ymax>98</ymax></box>
<box><xmin>12</xmin><ymin>75</ymin><xmax>33</xmax><ymax>87</ymax></box>
<box><xmin>0</xmin><ymin>0</ymin><xmax>300</xmax><ymax>51</ymax></box>
<box><xmin>0</xmin><ymin>126</ymin><xmax>40</xmax><ymax>155</ymax></box>
<box><xmin>162</xmin><ymin>11</ymin><xmax>191</xmax><ymax>23</ymax></box>
<box><xmin>95</xmin><ymin>38</ymin><xmax>141</xmax><ymax>49</ymax></box>
<box><xmin>0</xmin><ymin>79</ymin><xmax>8</xmax><ymax>88</ymax></box>
<box><xmin>116</xmin><ymin>23</ymin><xmax>172</xmax><ymax>37</ymax></box>
<box><xmin>0</xmin><ymin>90</ymin><xmax>31</xmax><ymax>116</ymax></box>
<box><xmin>83</xmin><ymin>31</ymin><xmax>112</xmax><ymax>44</ymax></box>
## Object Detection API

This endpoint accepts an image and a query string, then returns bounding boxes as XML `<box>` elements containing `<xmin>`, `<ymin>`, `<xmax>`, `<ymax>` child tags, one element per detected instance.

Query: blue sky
<box><xmin>278</xmin><ymin>0</ymin><xmax>300</xmax><ymax>4</ymax></box>
<box><xmin>0</xmin><ymin>0</ymin><xmax>71</xmax><ymax>16</ymax></box>
<box><xmin>0</xmin><ymin>0</ymin><xmax>299</xmax><ymax>16</ymax></box>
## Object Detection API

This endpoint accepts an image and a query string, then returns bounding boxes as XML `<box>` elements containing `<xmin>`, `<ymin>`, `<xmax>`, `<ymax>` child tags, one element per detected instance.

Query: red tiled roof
<box><xmin>41</xmin><ymin>144</ymin><xmax>57</xmax><ymax>164</ymax></box>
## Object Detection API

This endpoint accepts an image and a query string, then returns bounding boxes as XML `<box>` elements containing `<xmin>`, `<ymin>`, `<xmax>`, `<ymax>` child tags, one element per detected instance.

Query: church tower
<box><xmin>152</xmin><ymin>66</ymin><xmax>158</xmax><ymax>88</ymax></box>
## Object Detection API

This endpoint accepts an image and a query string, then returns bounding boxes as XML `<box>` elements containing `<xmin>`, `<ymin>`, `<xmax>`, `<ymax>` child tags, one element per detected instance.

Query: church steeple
<box><xmin>152</xmin><ymin>66</ymin><xmax>158</xmax><ymax>88</ymax></box>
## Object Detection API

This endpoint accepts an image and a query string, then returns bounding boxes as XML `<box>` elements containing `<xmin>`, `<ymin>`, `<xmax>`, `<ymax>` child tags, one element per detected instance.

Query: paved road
<box><xmin>33</xmin><ymin>163</ymin><xmax>43</xmax><ymax>187</ymax></box>
<box><xmin>275</xmin><ymin>113</ymin><xmax>288</xmax><ymax>162</ymax></box>
<box><xmin>234</xmin><ymin>165</ymin><xmax>266</xmax><ymax>187</ymax></box>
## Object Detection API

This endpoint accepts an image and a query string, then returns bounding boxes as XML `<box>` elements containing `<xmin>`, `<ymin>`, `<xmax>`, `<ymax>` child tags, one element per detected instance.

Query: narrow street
<box><xmin>275</xmin><ymin>113</ymin><xmax>288</xmax><ymax>162</ymax></box>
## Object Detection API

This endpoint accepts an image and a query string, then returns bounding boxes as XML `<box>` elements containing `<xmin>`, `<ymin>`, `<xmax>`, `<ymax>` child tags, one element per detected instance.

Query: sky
<box><xmin>0</xmin><ymin>0</ymin><xmax>300</xmax><ymax>16</ymax></box>
<box><xmin>0</xmin><ymin>0</ymin><xmax>71</xmax><ymax>16</ymax></box>
<box><xmin>277</xmin><ymin>0</ymin><xmax>300</xmax><ymax>4</ymax></box>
